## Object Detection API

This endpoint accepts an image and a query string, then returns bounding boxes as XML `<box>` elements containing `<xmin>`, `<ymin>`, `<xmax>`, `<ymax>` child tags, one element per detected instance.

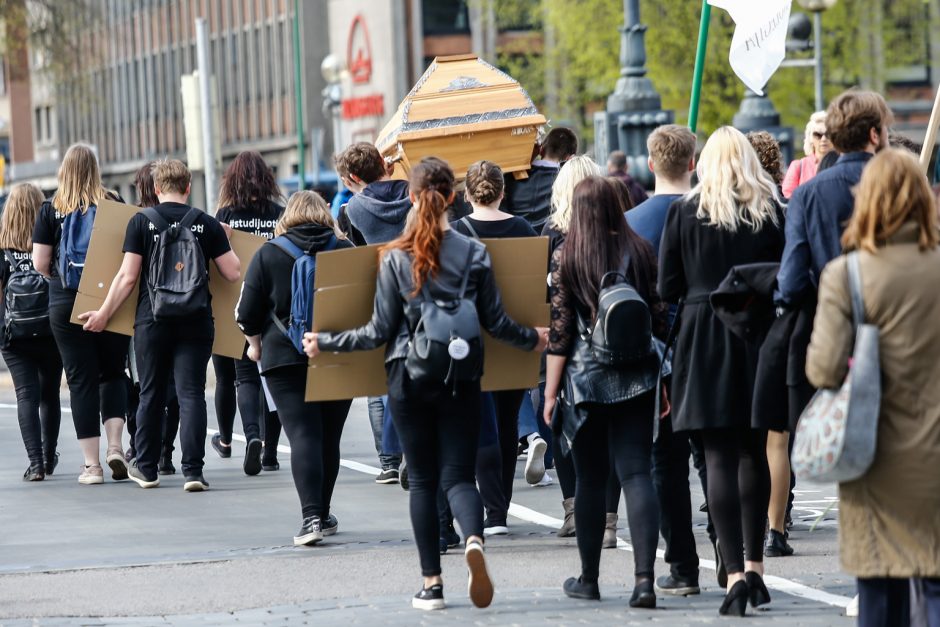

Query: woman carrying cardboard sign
<box><xmin>303</xmin><ymin>157</ymin><xmax>548</xmax><ymax>612</ymax></box>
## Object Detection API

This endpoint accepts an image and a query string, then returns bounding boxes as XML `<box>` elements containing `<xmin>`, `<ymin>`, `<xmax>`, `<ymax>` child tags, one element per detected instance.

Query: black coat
<box><xmin>658</xmin><ymin>197</ymin><xmax>785</xmax><ymax>432</ymax></box>
<box><xmin>752</xmin><ymin>292</ymin><xmax>816</xmax><ymax>432</ymax></box>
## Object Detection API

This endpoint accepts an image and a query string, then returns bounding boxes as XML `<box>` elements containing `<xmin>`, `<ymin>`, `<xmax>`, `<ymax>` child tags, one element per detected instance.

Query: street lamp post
<box><xmin>594</xmin><ymin>0</ymin><xmax>672</xmax><ymax>188</ymax></box>
<box><xmin>320</xmin><ymin>55</ymin><xmax>344</xmax><ymax>184</ymax></box>
<box><xmin>781</xmin><ymin>0</ymin><xmax>838</xmax><ymax>112</ymax></box>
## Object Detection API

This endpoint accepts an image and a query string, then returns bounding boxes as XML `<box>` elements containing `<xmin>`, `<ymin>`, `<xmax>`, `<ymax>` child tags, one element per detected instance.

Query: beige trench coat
<box><xmin>806</xmin><ymin>222</ymin><xmax>940</xmax><ymax>578</ymax></box>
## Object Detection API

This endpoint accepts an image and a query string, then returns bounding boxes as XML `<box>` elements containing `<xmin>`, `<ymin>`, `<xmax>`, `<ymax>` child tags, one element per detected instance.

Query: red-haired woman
<box><xmin>210</xmin><ymin>151</ymin><xmax>285</xmax><ymax>474</ymax></box>
<box><xmin>304</xmin><ymin>157</ymin><xmax>548</xmax><ymax>611</ymax></box>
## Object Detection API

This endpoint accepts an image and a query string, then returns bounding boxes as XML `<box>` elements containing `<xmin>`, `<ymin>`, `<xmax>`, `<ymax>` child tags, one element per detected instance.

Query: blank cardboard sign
<box><xmin>69</xmin><ymin>198</ymin><xmax>266</xmax><ymax>359</ymax></box>
<box><xmin>306</xmin><ymin>237</ymin><xmax>549</xmax><ymax>402</ymax></box>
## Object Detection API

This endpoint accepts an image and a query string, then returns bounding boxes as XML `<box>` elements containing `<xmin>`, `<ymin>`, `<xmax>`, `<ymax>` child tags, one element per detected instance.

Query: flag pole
<box><xmin>688</xmin><ymin>0</ymin><xmax>712</xmax><ymax>133</ymax></box>
<box><xmin>920</xmin><ymin>82</ymin><xmax>940</xmax><ymax>177</ymax></box>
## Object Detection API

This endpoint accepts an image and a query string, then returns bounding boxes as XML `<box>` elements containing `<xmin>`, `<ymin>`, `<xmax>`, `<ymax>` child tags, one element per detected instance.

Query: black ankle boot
<box><xmin>719</xmin><ymin>580</ymin><xmax>749</xmax><ymax>616</ymax></box>
<box><xmin>563</xmin><ymin>576</ymin><xmax>600</xmax><ymax>600</ymax></box>
<box><xmin>629</xmin><ymin>578</ymin><xmax>656</xmax><ymax>608</ymax></box>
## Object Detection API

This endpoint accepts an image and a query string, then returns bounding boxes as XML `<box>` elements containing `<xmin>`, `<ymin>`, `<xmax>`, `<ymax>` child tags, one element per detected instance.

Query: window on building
<box><xmin>0</xmin><ymin>59</ymin><xmax>6</xmax><ymax>97</ymax></box>
<box><xmin>34</xmin><ymin>107</ymin><xmax>43</xmax><ymax>142</ymax></box>
<box><xmin>422</xmin><ymin>0</ymin><xmax>470</xmax><ymax>35</ymax></box>
<box><xmin>885</xmin><ymin>1</ymin><xmax>931</xmax><ymax>85</ymax></box>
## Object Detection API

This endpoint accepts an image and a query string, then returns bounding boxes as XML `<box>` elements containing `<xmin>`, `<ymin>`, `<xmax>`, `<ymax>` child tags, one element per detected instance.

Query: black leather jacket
<box><xmin>317</xmin><ymin>230</ymin><xmax>538</xmax><ymax>361</ymax></box>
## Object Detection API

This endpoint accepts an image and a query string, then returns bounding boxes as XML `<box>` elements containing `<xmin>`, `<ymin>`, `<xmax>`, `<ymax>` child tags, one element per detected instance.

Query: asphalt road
<box><xmin>0</xmin><ymin>385</ymin><xmax>856</xmax><ymax>625</ymax></box>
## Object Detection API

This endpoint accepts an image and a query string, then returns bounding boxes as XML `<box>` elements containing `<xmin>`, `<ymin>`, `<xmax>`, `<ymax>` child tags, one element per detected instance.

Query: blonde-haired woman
<box><xmin>659</xmin><ymin>126</ymin><xmax>785</xmax><ymax>616</ymax></box>
<box><xmin>236</xmin><ymin>190</ymin><xmax>353</xmax><ymax>545</ymax></box>
<box><xmin>32</xmin><ymin>143</ymin><xmax>130</xmax><ymax>485</ymax></box>
<box><xmin>782</xmin><ymin>111</ymin><xmax>831</xmax><ymax>198</ymax></box>
<box><xmin>807</xmin><ymin>149</ymin><xmax>940</xmax><ymax>626</ymax></box>
<box><xmin>543</xmin><ymin>155</ymin><xmax>605</xmax><ymax>251</ymax></box>
<box><xmin>1</xmin><ymin>184</ymin><xmax>63</xmax><ymax>481</ymax></box>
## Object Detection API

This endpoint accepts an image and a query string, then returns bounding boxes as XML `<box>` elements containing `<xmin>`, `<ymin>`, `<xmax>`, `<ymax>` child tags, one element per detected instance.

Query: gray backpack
<box><xmin>405</xmin><ymin>244</ymin><xmax>483</xmax><ymax>391</ymax></box>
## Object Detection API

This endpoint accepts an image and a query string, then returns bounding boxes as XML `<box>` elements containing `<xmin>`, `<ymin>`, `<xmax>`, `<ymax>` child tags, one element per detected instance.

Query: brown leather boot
<box><xmin>603</xmin><ymin>513</ymin><xmax>618</xmax><ymax>548</ymax></box>
<box><xmin>557</xmin><ymin>497</ymin><xmax>576</xmax><ymax>537</ymax></box>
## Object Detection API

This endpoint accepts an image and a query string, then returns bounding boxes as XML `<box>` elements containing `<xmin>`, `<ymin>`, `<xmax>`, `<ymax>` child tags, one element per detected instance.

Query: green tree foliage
<box><xmin>490</xmin><ymin>0</ymin><xmax>937</xmax><ymax>146</ymax></box>
<box><xmin>0</xmin><ymin>0</ymin><xmax>99</xmax><ymax>82</ymax></box>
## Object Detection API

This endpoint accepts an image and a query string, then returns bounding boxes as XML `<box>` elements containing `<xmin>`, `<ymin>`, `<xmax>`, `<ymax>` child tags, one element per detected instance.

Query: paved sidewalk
<box><xmin>3</xmin><ymin>587</ymin><xmax>853</xmax><ymax>626</ymax></box>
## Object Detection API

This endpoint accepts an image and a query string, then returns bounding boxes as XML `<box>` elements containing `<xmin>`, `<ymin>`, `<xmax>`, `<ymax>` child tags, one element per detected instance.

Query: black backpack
<box><xmin>141</xmin><ymin>207</ymin><xmax>210</xmax><ymax>320</ymax></box>
<box><xmin>579</xmin><ymin>258</ymin><xmax>654</xmax><ymax>367</ymax></box>
<box><xmin>405</xmin><ymin>244</ymin><xmax>483</xmax><ymax>391</ymax></box>
<box><xmin>3</xmin><ymin>251</ymin><xmax>51</xmax><ymax>343</ymax></box>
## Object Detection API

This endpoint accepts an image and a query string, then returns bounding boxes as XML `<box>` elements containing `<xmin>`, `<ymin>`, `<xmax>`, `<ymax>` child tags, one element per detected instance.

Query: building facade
<box><xmin>9</xmin><ymin>0</ymin><xmax>331</xmax><ymax>210</ymax></box>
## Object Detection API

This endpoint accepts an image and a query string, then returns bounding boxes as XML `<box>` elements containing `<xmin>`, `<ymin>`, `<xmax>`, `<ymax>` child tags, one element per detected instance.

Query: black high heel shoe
<box><xmin>745</xmin><ymin>571</ymin><xmax>771</xmax><ymax>608</ymax></box>
<box><xmin>719</xmin><ymin>580</ymin><xmax>749</xmax><ymax>617</ymax></box>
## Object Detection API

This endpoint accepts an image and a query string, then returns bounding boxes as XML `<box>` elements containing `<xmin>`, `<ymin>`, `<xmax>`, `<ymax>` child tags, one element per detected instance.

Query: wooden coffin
<box><xmin>375</xmin><ymin>54</ymin><xmax>546</xmax><ymax>181</ymax></box>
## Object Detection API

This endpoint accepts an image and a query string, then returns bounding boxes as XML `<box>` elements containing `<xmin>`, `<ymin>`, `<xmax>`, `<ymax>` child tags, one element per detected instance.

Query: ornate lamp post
<box><xmin>321</xmin><ymin>54</ymin><xmax>345</xmax><ymax>163</ymax></box>
<box><xmin>797</xmin><ymin>0</ymin><xmax>837</xmax><ymax>111</ymax></box>
<box><xmin>594</xmin><ymin>0</ymin><xmax>673</xmax><ymax>188</ymax></box>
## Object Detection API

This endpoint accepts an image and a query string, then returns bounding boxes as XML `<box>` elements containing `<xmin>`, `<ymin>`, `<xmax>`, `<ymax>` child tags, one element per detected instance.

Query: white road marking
<box><xmin>218</xmin><ymin>429</ymin><xmax>853</xmax><ymax>608</ymax></box>
<box><xmin>2</xmin><ymin>401</ymin><xmax>850</xmax><ymax>610</ymax></box>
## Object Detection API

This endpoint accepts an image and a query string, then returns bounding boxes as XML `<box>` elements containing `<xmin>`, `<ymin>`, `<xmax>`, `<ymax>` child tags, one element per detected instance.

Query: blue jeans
<box><xmin>517</xmin><ymin>386</ymin><xmax>554</xmax><ymax>467</ymax></box>
<box><xmin>367</xmin><ymin>396</ymin><xmax>401</xmax><ymax>470</ymax></box>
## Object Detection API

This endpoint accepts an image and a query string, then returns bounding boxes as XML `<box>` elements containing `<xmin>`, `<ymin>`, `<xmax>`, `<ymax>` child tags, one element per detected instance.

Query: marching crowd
<box><xmin>1</xmin><ymin>87</ymin><xmax>938</xmax><ymax>625</ymax></box>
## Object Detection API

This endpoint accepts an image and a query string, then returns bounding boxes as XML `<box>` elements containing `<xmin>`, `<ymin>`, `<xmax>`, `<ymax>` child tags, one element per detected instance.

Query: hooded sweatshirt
<box><xmin>344</xmin><ymin>179</ymin><xmax>412</xmax><ymax>244</ymax></box>
<box><xmin>236</xmin><ymin>223</ymin><xmax>354</xmax><ymax>374</ymax></box>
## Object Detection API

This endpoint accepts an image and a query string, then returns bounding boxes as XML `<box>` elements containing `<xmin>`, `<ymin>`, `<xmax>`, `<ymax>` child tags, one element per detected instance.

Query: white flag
<box><xmin>708</xmin><ymin>0</ymin><xmax>792</xmax><ymax>95</ymax></box>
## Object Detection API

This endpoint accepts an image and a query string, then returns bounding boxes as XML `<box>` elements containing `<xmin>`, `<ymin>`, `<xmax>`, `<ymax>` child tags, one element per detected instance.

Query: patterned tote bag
<box><xmin>792</xmin><ymin>252</ymin><xmax>881</xmax><ymax>483</ymax></box>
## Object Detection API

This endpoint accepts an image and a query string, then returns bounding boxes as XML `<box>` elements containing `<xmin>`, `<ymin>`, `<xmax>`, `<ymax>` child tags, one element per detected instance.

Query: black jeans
<box><xmin>699</xmin><ymin>428</ymin><xmax>770</xmax><ymax>575</ymax></box>
<box><xmin>570</xmin><ymin>392</ymin><xmax>659</xmax><ymax>582</ymax></box>
<box><xmin>652</xmin><ymin>415</ymin><xmax>700</xmax><ymax>580</ymax></box>
<box><xmin>265</xmin><ymin>365</ymin><xmax>351</xmax><ymax>519</ymax></box>
<box><xmin>49</xmin><ymin>303</ymin><xmax>128</xmax><ymax>438</ymax></box>
<box><xmin>210</xmin><ymin>354</ymin><xmax>265</xmax><ymax>442</ymax></box>
<box><xmin>388</xmin><ymin>371</ymin><xmax>484</xmax><ymax>577</ymax></box>
<box><xmin>134</xmin><ymin>319</ymin><xmax>213</xmax><ymax>480</ymax></box>
<box><xmin>475</xmin><ymin>389</ymin><xmax>525</xmax><ymax>526</ymax></box>
<box><xmin>126</xmin><ymin>377</ymin><xmax>179</xmax><ymax>459</ymax></box>
<box><xmin>1</xmin><ymin>336</ymin><xmax>63</xmax><ymax>467</ymax></box>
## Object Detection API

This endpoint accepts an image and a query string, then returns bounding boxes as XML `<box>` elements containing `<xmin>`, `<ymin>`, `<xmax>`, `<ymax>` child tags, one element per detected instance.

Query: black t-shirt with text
<box><xmin>123</xmin><ymin>202</ymin><xmax>232</xmax><ymax>325</ymax></box>
<box><xmin>216</xmin><ymin>200</ymin><xmax>284</xmax><ymax>240</ymax></box>
<box><xmin>450</xmin><ymin>215</ymin><xmax>537</xmax><ymax>240</ymax></box>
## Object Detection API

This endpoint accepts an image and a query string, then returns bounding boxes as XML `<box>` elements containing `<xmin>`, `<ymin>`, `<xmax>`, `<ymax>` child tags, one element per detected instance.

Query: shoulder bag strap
<box><xmin>457</xmin><ymin>241</ymin><xmax>475</xmax><ymax>299</ymax></box>
<box><xmin>459</xmin><ymin>217</ymin><xmax>481</xmax><ymax>240</ymax></box>
<box><xmin>141</xmin><ymin>207</ymin><xmax>171</xmax><ymax>232</ymax></box>
<box><xmin>178</xmin><ymin>207</ymin><xmax>202</xmax><ymax>230</ymax></box>
<box><xmin>3</xmin><ymin>250</ymin><xmax>20</xmax><ymax>271</ymax></box>
<box><xmin>846</xmin><ymin>251</ymin><xmax>864</xmax><ymax>328</ymax></box>
<box><xmin>268</xmin><ymin>235</ymin><xmax>303</xmax><ymax>260</ymax></box>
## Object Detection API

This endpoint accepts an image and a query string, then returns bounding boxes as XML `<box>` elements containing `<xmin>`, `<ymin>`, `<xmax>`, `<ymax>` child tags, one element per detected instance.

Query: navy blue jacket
<box><xmin>775</xmin><ymin>152</ymin><xmax>873</xmax><ymax>305</ymax></box>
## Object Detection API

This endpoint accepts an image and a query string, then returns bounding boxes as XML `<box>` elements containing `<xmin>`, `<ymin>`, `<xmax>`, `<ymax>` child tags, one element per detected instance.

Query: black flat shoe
<box><xmin>563</xmin><ymin>576</ymin><xmax>600</xmax><ymax>600</ymax></box>
<box><xmin>719</xmin><ymin>580</ymin><xmax>749</xmax><ymax>617</ymax></box>
<box><xmin>243</xmin><ymin>438</ymin><xmax>263</xmax><ymax>476</ymax></box>
<box><xmin>262</xmin><ymin>459</ymin><xmax>280</xmax><ymax>471</ymax></box>
<box><xmin>211</xmin><ymin>433</ymin><xmax>231</xmax><ymax>459</ymax></box>
<box><xmin>23</xmin><ymin>464</ymin><xmax>45</xmax><ymax>481</ymax></box>
<box><xmin>43</xmin><ymin>452</ymin><xmax>59</xmax><ymax>476</ymax></box>
<box><xmin>745</xmin><ymin>571</ymin><xmax>771</xmax><ymax>608</ymax></box>
<box><xmin>629</xmin><ymin>578</ymin><xmax>656</xmax><ymax>608</ymax></box>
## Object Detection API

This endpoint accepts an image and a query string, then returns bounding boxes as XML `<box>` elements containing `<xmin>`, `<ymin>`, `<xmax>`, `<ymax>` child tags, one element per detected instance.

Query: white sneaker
<box><xmin>846</xmin><ymin>594</ymin><xmax>859</xmax><ymax>617</ymax></box>
<box><xmin>483</xmin><ymin>525</ymin><xmax>509</xmax><ymax>537</ymax></box>
<box><xmin>465</xmin><ymin>541</ymin><xmax>494</xmax><ymax>608</ymax></box>
<box><xmin>524</xmin><ymin>435</ymin><xmax>547</xmax><ymax>484</ymax></box>
<box><xmin>529</xmin><ymin>472</ymin><xmax>554</xmax><ymax>488</ymax></box>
